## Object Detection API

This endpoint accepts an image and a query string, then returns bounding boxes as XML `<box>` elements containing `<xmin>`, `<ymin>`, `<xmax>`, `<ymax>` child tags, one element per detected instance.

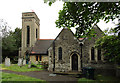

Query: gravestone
<box><xmin>18</xmin><ymin>58</ymin><xmax>23</xmax><ymax>66</ymax></box>
<box><xmin>28</xmin><ymin>61</ymin><xmax>31</xmax><ymax>68</ymax></box>
<box><xmin>5</xmin><ymin>57</ymin><xmax>11</xmax><ymax>66</ymax></box>
<box><xmin>49</xmin><ymin>74</ymin><xmax>56</xmax><ymax>77</ymax></box>
<box><xmin>23</xmin><ymin>59</ymin><xmax>26</xmax><ymax>65</ymax></box>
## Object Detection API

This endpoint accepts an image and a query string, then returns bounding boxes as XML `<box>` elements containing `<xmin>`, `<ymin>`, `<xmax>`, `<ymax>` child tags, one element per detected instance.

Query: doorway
<box><xmin>72</xmin><ymin>54</ymin><xmax>78</xmax><ymax>71</ymax></box>
<box><xmin>26</xmin><ymin>52</ymin><xmax>29</xmax><ymax>64</ymax></box>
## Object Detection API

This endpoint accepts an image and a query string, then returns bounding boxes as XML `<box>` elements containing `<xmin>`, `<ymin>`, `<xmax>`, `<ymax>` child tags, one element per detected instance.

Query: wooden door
<box><xmin>72</xmin><ymin>54</ymin><xmax>78</xmax><ymax>71</ymax></box>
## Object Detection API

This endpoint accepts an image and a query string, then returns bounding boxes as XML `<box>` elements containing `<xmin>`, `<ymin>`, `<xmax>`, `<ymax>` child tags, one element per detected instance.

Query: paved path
<box><xmin>2</xmin><ymin>70</ymin><xmax>78</xmax><ymax>83</ymax></box>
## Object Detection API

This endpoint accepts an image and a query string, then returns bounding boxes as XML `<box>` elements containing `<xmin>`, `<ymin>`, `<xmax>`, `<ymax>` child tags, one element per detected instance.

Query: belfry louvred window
<box><xmin>27</xmin><ymin>26</ymin><xmax>30</xmax><ymax>46</ymax></box>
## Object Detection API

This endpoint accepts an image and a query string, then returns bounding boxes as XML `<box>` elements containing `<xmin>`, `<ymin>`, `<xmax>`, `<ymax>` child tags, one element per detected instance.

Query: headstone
<box><xmin>18</xmin><ymin>58</ymin><xmax>23</xmax><ymax>66</ymax></box>
<box><xmin>28</xmin><ymin>61</ymin><xmax>31</xmax><ymax>68</ymax></box>
<box><xmin>49</xmin><ymin>74</ymin><xmax>56</xmax><ymax>77</ymax></box>
<box><xmin>5</xmin><ymin>57</ymin><xmax>11</xmax><ymax>66</ymax></box>
<box><xmin>23</xmin><ymin>59</ymin><xmax>26</xmax><ymax>65</ymax></box>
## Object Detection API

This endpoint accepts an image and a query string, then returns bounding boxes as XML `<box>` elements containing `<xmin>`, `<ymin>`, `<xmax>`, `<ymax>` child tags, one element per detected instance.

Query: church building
<box><xmin>20</xmin><ymin>12</ymin><xmax>110</xmax><ymax>72</ymax></box>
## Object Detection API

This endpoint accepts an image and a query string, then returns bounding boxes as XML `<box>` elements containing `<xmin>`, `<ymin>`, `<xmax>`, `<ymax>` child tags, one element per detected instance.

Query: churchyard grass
<box><xmin>78</xmin><ymin>74</ymin><xmax>120</xmax><ymax>83</ymax></box>
<box><xmin>1</xmin><ymin>72</ymin><xmax>46</xmax><ymax>82</ymax></box>
<box><xmin>78</xmin><ymin>78</ymin><xmax>96</xmax><ymax>83</ymax></box>
<box><xmin>1</xmin><ymin>64</ymin><xmax>43</xmax><ymax>72</ymax></box>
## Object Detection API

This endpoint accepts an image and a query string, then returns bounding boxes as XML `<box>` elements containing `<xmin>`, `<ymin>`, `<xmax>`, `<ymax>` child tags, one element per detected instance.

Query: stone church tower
<box><xmin>21</xmin><ymin>12</ymin><xmax>40</xmax><ymax>58</ymax></box>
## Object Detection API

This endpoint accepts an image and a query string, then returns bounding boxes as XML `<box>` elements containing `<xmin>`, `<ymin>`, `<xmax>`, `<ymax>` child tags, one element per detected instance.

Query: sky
<box><xmin>0</xmin><ymin>0</ymin><xmax>118</xmax><ymax>39</ymax></box>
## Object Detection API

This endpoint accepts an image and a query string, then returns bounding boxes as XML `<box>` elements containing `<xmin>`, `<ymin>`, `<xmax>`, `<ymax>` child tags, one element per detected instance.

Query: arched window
<box><xmin>91</xmin><ymin>47</ymin><xmax>95</xmax><ymax>60</ymax></box>
<box><xmin>27</xmin><ymin>26</ymin><xmax>30</xmax><ymax>46</ymax></box>
<box><xmin>98</xmin><ymin>49</ymin><xmax>101</xmax><ymax>60</ymax></box>
<box><xmin>58</xmin><ymin>47</ymin><xmax>62</xmax><ymax>60</ymax></box>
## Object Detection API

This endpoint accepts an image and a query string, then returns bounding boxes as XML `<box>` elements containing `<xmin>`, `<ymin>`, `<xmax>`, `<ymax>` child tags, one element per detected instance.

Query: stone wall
<box><xmin>48</xmin><ymin>25</ymin><xmax>115</xmax><ymax>72</ymax></box>
<box><xmin>30</xmin><ymin>56</ymin><xmax>36</xmax><ymax>64</ymax></box>
<box><xmin>95</xmin><ymin>69</ymin><xmax>116</xmax><ymax>76</ymax></box>
<box><xmin>48</xmin><ymin>28</ymin><xmax>81</xmax><ymax>72</ymax></box>
<box><xmin>81</xmin><ymin>25</ymin><xmax>115</xmax><ymax>76</ymax></box>
<box><xmin>82</xmin><ymin>25</ymin><xmax>105</xmax><ymax>66</ymax></box>
<box><xmin>48</xmin><ymin>47</ymin><xmax>54</xmax><ymax>71</ymax></box>
<box><xmin>30</xmin><ymin>55</ymin><xmax>48</xmax><ymax>64</ymax></box>
<box><xmin>42</xmin><ymin>55</ymin><xmax>48</xmax><ymax>62</ymax></box>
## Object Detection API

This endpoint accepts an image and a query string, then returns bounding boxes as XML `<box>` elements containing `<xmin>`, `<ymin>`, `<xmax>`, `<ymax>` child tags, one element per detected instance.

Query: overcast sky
<box><xmin>0</xmin><ymin>0</ymin><xmax>118</xmax><ymax>39</ymax></box>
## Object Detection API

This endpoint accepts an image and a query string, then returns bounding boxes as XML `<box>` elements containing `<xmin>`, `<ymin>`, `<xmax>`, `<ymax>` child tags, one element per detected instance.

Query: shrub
<box><xmin>42</xmin><ymin>61</ymin><xmax>48</xmax><ymax>69</ymax></box>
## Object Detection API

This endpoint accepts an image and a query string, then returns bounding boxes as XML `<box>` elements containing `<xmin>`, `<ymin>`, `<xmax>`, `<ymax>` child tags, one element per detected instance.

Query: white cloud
<box><xmin>97</xmin><ymin>19</ymin><xmax>118</xmax><ymax>31</ymax></box>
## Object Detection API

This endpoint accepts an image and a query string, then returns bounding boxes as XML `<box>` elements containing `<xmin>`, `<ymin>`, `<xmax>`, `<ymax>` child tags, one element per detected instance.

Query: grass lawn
<box><xmin>1</xmin><ymin>64</ymin><xmax>43</xmax><ymax>72</ymax></box>
<box><xmin>78</xmin><ymin>74</ymin><xmax>120</xmax><ymax>83</ymax></box>
<box><xmin>78</xmin><ymin>78</ymin><xmax>96</xmax><ymax>83</ymax></box>
<box><xmin>1</xmin><ymin>72</ymin><xmax>47</xmax><ymax>83</ymax></box>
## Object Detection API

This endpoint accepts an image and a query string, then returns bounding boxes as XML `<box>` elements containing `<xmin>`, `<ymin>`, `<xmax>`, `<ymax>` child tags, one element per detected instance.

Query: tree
<box><xmin>0</xmin><ymin>19</ymin><xmax>11</xmax><ymax>63</ymax></box>
<box><xmin>55</xmin><ymin>2</ymin><xmax>120</xmax><ymax>38</ymax></box>
<box><xmin>11</xmin><ymin>28</ymin><xmax>21</xmax><ymax>48</ymax></box>
<box><xmin>96</xmin><ymin>27</ymin><xmax>120</xmax><ymax>64</ymax></box>
<box><xmin>2</xmin><ymin>27</ymin><xmax>21</xmax><ymax>63</ymax></box>
<box><xmin>44</xmin><ymin>1</ymin><xmax>120</xmax><ymax>64</ymax></box>
<box><xmin>54</xmin><ymin>2</ymin><xmax>120</xmax><ymax>63</ymax></box>
<box><xmin>0</xmin><ymin>19</ymin><xmax>11</xmax><ymax>38</ymax></box>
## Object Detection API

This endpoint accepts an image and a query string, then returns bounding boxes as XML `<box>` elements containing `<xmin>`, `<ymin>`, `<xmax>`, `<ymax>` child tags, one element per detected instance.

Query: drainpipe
<box><xmin>53</xmin><ymin>41</ymin><xmax>55</xmax><ymax>71</ymax></box>
<box><xmin>80</xmin><ymin>43</ymin><xmax>83</xmax><ymax>69</ymax></box>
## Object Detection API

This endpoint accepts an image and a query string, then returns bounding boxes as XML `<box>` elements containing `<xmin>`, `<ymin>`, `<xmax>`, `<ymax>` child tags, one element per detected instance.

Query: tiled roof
<box><xmin>79</xmin><ymin>38</ymin><xmax>84</xmax><ymax>40</ymax></box>
<box><xmin>30</xmin><ymin>39</ymin><xmax>54</xmax><ymax>55</ymax></box>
